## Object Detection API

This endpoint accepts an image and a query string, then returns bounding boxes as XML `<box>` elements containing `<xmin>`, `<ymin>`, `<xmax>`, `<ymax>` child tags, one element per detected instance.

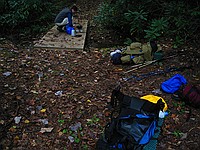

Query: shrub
<box><xmin>124</xmin><ymin>9</ymin><xmax>148</xmax><ymax>37</ymax></box>
<box><xmin>95</xmin><ymin>0</ymin><xmax>200</xmax><ymax>47</ymax></box>
<box><xmin>94</xmin><ymin>2</ymin><xmax>115</xmax><ymax>28</ymax></box>
<box><xmin>144</xmin><ymin>17</ymin><xmax>169</xmax><ymax>41</ymax></box>
<box><xmin>0</xmin><ymin>0</ymin><xmax>56</xmax><ymax>38</ymax></box>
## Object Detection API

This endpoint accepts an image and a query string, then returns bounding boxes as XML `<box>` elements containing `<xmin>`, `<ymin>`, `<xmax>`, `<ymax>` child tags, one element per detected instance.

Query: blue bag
<box><xmin>161</xmin><ymin>74</ymin><xmax>187</xmax><ymax>94</ymax></box>
<box><xmin>111</xmin><ymin>53</ymin><xmax>122</xmax><ymax>65</ymax></box>
<box><xmin>66</xmin><ymin>25</ymin><xmax>74</xmax><ymax>35</ymax></box>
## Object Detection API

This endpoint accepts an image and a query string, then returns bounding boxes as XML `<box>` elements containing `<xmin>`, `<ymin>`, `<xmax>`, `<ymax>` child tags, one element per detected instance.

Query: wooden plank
<box><xmin>33</xmin><ymin>19</ymin><xmax>88</xmax><ymax>50</ymax></box>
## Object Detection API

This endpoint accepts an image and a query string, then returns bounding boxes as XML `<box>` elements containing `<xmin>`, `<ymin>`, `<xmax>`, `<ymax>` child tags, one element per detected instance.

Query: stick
<box><xmin>124</xmin><ymin>54</ymin><xmax>178</xmax><ymax>74</ymax></box>
<box><xmin>129</xmin><ymin>60</ymin><xmax>156</xmax><ymax>69</ymax></box>
<box><xmin>124</xmin><ymin>60</ymin><xmax>158</xmax><ymax>74</ymax></box>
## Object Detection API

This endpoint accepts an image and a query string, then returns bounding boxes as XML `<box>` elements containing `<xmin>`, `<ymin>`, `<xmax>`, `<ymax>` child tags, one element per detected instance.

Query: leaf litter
<box><xmin>1</xmin><ymin>0</ymin><xmax>200</xmax><ymax>149</ymax></box>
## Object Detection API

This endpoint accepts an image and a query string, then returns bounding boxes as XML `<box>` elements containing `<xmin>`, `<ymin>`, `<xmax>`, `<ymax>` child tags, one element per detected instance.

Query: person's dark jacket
<box><xmin>54</xmin><ymin>7</ymin><xmax>73</xmax><ymax>27</ymax></box>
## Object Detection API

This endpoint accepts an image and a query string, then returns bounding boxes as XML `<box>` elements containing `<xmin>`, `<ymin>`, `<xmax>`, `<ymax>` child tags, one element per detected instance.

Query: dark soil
<box><xmin>76</xmin><ymin>0</ymin><xmax>125</xmax><ymax>49</ymax></box>
<box><xmin>0</xmin><ymin>0</ymin><xmax>200</xmax><ymax>150</ymax></box>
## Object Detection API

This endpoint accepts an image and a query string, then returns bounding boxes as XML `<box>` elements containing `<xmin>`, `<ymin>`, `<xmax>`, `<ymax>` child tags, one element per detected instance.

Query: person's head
<box><xmin>71</xmin><ymin>5</ymin><xmax>78</xmax><ymax>13</ymax></box>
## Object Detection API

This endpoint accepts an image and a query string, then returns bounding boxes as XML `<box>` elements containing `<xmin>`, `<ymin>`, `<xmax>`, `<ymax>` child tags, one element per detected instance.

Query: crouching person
<box><xmin>54</xmin><ymin>5</ymin><xmax>78</xmax><ymax>32</ymax></box>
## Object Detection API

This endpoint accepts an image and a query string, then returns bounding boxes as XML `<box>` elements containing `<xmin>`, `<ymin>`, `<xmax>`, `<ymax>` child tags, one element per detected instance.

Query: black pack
<box><xmin>95</xmin><ymin>86</ymin><xmax>165</xmax><ymax>150</ymax></box>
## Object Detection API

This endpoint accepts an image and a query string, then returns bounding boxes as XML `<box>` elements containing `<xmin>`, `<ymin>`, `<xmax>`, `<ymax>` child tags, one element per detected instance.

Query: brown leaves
<box><xmin>1</xmin><ymin>27</ymin><xmax>200</xmax><ymax>150</ymax></box>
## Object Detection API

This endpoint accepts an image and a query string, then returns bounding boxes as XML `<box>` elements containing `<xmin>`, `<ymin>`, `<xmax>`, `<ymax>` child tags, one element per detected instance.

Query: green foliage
<box><xmin>0</xmin><ymin>0</ymin><xmax>57</xmax><ymax>39</ymax></box>
<box><xmin>144</xmin><ymin>17</ymin><xmax>169</xmax><ymax>41</ymax></box>
<box><xmin>62</xmin><ymin>129</ymin><xmax>68</xmax><ymax>134</ymax></box>
<box><xmin>172</xmin><ymin>36</ymin><xmax>184</xmax><ymax>49</ymax></box>
<box><xmin>87</xmin><ymin>115</ymin><xmax>100</xmax><ymax>125</ymax></box>
<box><xmin>58</xmin><ymin>119</ymin><xmax>65</xmax><ymax>126</ymax></box>
<box><xmin>124</xmin><ymin>38</ymin><xmax>133</xmax><ymax>46</ymax></box>
<box><xmin>94</xmin><ymin>0</ymin><xmax>133</xmax><ymax>29</ymax></box>
<box><xmin>74</xmin><ymin>137</ymin><xmax>81</xmax><ymax>143</ymax></box>
<box><xmin>95</xmin><ymin>0</ymin><xmax>200</xmax><ymax>47</ymax></box>
<box><xmin>125</xmin><ymin>9</ymin><xmax>148</xmax><ymax>36</ymax></box>
<box><xmin>82</xmin><ymin>144</ymin><xmax>88</xmax><ymax>150</ymax></box>
<box><xmin>173</xmin><ymin>130</ymin><xmax>183</xmax><ymax>137</ymax></box>
<box><xmin>94</xmin><ymin>2</ymin><xmax>115</xmax><ymax>28</ymax></box>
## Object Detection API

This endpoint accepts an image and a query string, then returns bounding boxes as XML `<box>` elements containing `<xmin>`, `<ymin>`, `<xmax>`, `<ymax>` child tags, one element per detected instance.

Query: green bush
<box><xmin>95</xmin><ymin>0</ymin><xmax>200</xmax><ymax>47</ymax></box>
<box><xmin>0</xmin><ymin>0</ymin><xmax>57</xmax><ymax>39</ymax></box>
<box><xmin>125</xmin><ymin>9</ymin><xmax>148</xmax><ymax>37</ymax></box>
<box><xmin>94</xmin><ymin>2</ymin><xmax>115</xmax><ymax>28</ymax></box>
<box><xmin>94</xmin><ymin>0</ymin><xmax>135</xmax><ymax>29</ymax></box>
<box><xmin>144</xmin><ymin>17</ymin><xmax>169</xmax><ymax>41</ymax></box>
<box><xmin>162</xmin><ymin>1</ymin><xmax>200</xmax><ymax>47</ymax></box>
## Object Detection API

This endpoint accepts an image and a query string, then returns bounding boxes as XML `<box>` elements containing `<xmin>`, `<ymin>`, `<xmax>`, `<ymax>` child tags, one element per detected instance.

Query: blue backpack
<box><xmin>96</xmin><ymin>86</ymin><xmax>164</xmax><ymax>150</ymax></box>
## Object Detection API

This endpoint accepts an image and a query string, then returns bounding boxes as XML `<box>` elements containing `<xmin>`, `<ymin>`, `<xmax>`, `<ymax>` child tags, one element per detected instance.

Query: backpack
<box><xmin>120</xmin><ymin>41</ymin><xmax>162</xmax><ymax>64</ymax></box>
<box><xmin>95</xmin><ymin>86</ymin><xmax>165</xmax><ymax>150</ymax></box>
<box><xmin>173</xmin><ymin>85</ymin><xmax>200</xmax><ymax>108</ymax></box>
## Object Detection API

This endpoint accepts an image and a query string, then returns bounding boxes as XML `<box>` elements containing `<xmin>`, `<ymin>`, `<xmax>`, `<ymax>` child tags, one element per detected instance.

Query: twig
<box><xmin>124</xmin><ymin>60</ymin><xmax>158</xmax><ymax>74</ymax></box>
<box><xmin>124</xmin><ymin>54</ymin><xmax>178</xmax><ymax>74</ymax></box>
<box><xmin>188</xmin><ymin>126</ymin><xmax>200</xmax><ymax>133</ymax></box>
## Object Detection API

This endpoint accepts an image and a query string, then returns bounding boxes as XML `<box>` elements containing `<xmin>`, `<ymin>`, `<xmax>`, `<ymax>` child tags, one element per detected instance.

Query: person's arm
<box><xmin>67</xmin><ymin>12</ymin><xmax>73</xmax><ymax>27</ymax></box>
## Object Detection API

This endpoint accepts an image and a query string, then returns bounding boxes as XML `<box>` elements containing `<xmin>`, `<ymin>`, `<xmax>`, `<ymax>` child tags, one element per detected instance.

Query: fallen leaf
<box><xmin>40</xmin><ymin>109</ymin><xmax>46</xmax><ymax>113</ymax></box>
<box><xmin>24</xmin><ymin>119</ymin><xmax>30</xmax><ymax>124</ymax></box>
<box><xmin>87</xmin><ymin>99</ymin><xmax>91</xmax><ymax>103</ymax></box>
<box><xmin>40</xmin><ymin>127</ymin><xmax>54</xmax><ymax>133</ymax></box>
<box><xmin>9</xmin><ymin>127</ymin><xmax>17</xmax><ymax>132</ymax></box>
<box><xmin>16</xmin><ymin>96</ymin><xmax>22</xmax><ymax>100</ymax></box>
<box><xmin>14</xmin><ymin>136</ymin><xmax>19</xmax><ymax>144</ymax></box>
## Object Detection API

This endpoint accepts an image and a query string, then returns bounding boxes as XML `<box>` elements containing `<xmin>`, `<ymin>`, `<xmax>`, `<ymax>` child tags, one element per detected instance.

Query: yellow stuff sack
<box><xmin>140</xmin><ymin>95</ymin><xmax>168</xmax><ymax>111</ymax></box>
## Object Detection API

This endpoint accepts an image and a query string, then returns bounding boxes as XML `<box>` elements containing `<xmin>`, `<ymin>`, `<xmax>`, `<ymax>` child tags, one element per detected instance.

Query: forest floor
<box><xmin>0</xmin><ymin>0</ymin><xmax>200</xmax><ymax>150</ymax></box>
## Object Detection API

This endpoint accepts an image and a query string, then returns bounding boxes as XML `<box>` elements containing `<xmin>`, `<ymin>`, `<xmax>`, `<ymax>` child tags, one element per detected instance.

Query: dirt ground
<box><xmin>0</xmin><ymin>0</ymin><xmax>200</xmax><ymax>150</ymax></box>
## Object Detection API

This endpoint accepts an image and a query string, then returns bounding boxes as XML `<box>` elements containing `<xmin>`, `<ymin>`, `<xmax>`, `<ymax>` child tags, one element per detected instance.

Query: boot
<box><xmin>57</xmin><ymin>26</ymin><xmax>66</xmax><ymax>32</ymax></box>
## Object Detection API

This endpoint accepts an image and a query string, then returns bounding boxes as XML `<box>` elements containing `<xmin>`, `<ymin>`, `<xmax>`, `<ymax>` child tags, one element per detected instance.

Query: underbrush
<box><xmin>0</xmin><ymin>0</ymin><xmax>75</xmax><ymax>45</ymax></box>
<box><xmin>94</xmin><ymin>0</ymin><xmax>200</xmax><ymax>48</ymax></box>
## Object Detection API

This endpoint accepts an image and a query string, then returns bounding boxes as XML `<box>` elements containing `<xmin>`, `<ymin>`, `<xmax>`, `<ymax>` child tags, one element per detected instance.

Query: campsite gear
<box><xmin>121</xmin><ymin>55</ymin><xmax>144</xmax><ymax>64</ymax></box>
<box><xmin>76</xmin><ymin>24</ymin><xmax>83</xmax><ymax>32</ymax></box>
<box><xmin>57</xmin><ymin>26</ymin><xmax>66</xmax><ymax>32</ymax></box>
<box><xmin>161</xmin><ymin>74</ymin><xmax>187</xmax><ymax>94</ymax></box>
<box><xmin>111</xmin><ymin>53</ymin><xmax>122</xmax><ymax>65</ymax></box>
<box><xmin>140</xmin><ymin>95</ymin><xmax>168</xmax><ymax>111</ymax></box>
<box><xmin>66</xmin><ymin>25</ymin><xmax>75</xmax><ymax>35</ymax></box>
<box><xmin>182</xmin><ymin>85</ymin><xmax>200</xmax><ymax>107</ymax></box>
<box><xmin>158</xmin><ymin>111</ymin><xmax>169</xmax><ymax>118</ymax></box>
<box><xmin>173</xmin><ymin>85</ymin><xmax>200</xmax><ymax>108</ymax></box>
<box><xmin>110</xmin><ymin>49</ymin><xmax>122</xmax><ymax>57</ymax></box>
<box><xmin>149</xmin><ymin>40</ymin><xmax>158</xmax><ymax>54</ymax></box>
<box><xmin>123</xmin><ymin>66</ymin><xmax>190</xmax><ymax>81</ymax></box>
<box><xmin>124</xmin><ymin>54</ymin><xmax>179</xmax><ymax>74</ymax></box>
<box><xmin>110</xmin><ymin>49</ymin><xmax>122</xmax><ymax>65</ymax></box>
<box><xmin>153</xmin><ymin>51</ymin><xmax>163</xmax><ymax>60</ymax></box>
<box><xmin>124</xmin><ymin>60</ymin><xmax>157</xmax><ymax>74</ymax></box>
<box><xmin>71</xmin><ymin>28</ymin><xmax>76</xmax><ymax>36</ymax></box>
<box><xmin>96</xmin><ymin>86</ymin><xmax>165</xmax><ymax>150</ymax></box>
<box><xmin>110</xmin><ymin>86</ymin><xmax>165</xmax><ymax>113</ymax></box>
<box><xmin>120</xmin><ymin>42</ymin><xmax>162</xmax><ymax>65</ymax></box>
